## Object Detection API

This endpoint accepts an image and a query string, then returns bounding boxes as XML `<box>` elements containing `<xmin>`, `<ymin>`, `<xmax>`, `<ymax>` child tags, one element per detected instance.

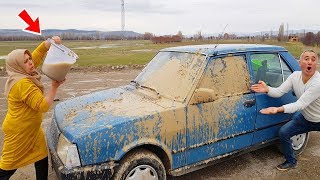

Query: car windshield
<box><xmin>134</xmin><ymin>51</ymin><xmax>206</xmax><ymax>102</ymax></box>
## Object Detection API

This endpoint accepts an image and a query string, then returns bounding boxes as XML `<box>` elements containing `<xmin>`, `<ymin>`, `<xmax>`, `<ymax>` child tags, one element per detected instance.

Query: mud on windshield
<box><xmin>135</xmin><ymin>51</ymin><xmax>206</xmax><ymax>102</ymax></box>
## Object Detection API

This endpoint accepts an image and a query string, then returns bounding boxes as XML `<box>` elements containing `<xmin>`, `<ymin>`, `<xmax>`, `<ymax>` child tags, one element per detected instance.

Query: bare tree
<box><xmin>177</xmin><ymin>31</ymin><xmax>183</xmax><ymax>39</ymax></box>
<box><xmin>143</xmin><ymin>32</ymin><xmax>153</xmax><ymax>40</ymax></box>
<box><xmin>223</xmin><ymin>33</ymin><xmax>229</xmax><ymax>39</ymax></box>
<box><xmin>194</xmin><ymin>31</ymin><xmax>203</xmax><ymax>41</ymax></box>
<box><xmin>315</xmin><ymin>31</ymin><xmax>320</xmax><ymax>46</ymax></box>
<box><xmin>302</xmin><ymin>32</ymin><xmax>315</xmax><ymax>46</ymax></box>
<box><xmin>278</xmin><ymin>23</ymin><xmax>285</xmax><ymax>42</ymax></box>
<box><xmin>151</xmin><ymin>35</ymin><xmax>182</xmax><ymax>44</ymax></box>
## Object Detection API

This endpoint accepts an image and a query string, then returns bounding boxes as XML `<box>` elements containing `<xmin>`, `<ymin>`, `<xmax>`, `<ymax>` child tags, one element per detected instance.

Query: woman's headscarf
<box><xmin>4</xmin><ymin>49</ymin><xmax>44</xmax><ymax>96</ymax></box>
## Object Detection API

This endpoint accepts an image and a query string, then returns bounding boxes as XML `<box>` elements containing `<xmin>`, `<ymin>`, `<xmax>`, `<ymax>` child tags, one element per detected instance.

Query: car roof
<box><xmin>160</xmin><ymin>44</ymin><xmax>287</xmax><ymax>56</ymax></box>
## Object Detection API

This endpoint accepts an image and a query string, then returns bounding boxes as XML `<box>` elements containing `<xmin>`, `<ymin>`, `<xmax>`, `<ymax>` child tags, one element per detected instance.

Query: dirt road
<box><xmin>1</xmin><ymin>69</ymin><xmax>320</xmax><ymax>180</ymax></box>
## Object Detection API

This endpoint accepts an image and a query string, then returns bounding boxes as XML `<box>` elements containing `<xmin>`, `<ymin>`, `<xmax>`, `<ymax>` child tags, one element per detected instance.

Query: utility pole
<box><xmin>121</xmin><ymin>0</ymin><xmax>125</xmax><ymax>54</ymax></box>
<box><xmin>287</xmin><ymin>23</ymin><xmax>289</xmax><ymax>40</ymax></box>
<box><xmin>121</xmin><ymin>0</ymin><xmax>125</xmax><ymax>40</ymax></box>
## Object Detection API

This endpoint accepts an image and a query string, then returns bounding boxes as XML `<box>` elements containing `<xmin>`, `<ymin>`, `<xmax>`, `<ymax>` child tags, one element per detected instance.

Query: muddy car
<box><xmin>47</xmin><ymin>44</ymin><xmax>309</xmax><ymax>179</ymax></box>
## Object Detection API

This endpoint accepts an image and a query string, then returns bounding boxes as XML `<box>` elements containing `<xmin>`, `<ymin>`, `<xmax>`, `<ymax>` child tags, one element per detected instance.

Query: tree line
<box><xmin>0</xmin><ymin>28</ymin><xmax>319</xmax><ymax>47</ymax></box>
<box><xmin>0</xmin><ymin>32</ymin><xmax>143</xmax><ymax>41</ymax></box>
<box><xmin>300</xmin><ymin>32</ymin><xmax>320</xmax><ymax>46</ymax></box>
<box><xmin>277</xmin><ymin>23</ymin><xmax>320</xmax><ymax>46</ymax></box>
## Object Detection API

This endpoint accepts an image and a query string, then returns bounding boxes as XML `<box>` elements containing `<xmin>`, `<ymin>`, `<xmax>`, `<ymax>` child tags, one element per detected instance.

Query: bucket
<box><xmin>42</xmin><ymin>38</ymin><xmax>78</xmax><ymax>81</ymax></box>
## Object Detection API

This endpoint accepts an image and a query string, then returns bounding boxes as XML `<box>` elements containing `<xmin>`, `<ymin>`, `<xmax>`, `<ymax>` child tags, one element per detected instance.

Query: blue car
<box><xmin>47</xmin><ymin>44</ymin><xmax>309</xmax><ymax>179</ymax></box>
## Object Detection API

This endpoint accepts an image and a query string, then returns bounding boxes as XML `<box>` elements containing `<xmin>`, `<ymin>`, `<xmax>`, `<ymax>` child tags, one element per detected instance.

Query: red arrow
<box><xmin>18</xmin><ymin>9</ymin><xmax>41</xmax><ymax>35</ymax></box>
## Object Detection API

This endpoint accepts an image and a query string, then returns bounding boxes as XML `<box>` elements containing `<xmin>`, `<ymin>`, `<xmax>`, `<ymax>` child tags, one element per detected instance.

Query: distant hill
<box><xmin>1</xmin><ymin>29</ymin><xmax>319</xmax><ymax>39</ymax></box>
<box><xmin>0</xmin><ymin>29</ymin><xmax>143</xmax><ymax>39</ymax></box>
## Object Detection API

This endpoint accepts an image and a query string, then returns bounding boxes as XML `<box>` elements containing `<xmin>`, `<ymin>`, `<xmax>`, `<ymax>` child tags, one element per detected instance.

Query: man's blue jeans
<box><xmin>279</xmin><ymin>113</ymin><xmax>320</xmax><ymax>164</ymax></box>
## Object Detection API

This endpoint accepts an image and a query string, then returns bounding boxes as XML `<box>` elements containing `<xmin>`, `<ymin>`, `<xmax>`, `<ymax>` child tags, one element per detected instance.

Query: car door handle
<box><xmin>243</xmin><ymin>99</ymin><xmax>256</xmax><ymax>107</ymax></box>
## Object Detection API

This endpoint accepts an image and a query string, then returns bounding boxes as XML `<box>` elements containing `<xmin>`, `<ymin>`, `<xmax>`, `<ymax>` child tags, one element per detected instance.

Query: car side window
<box><xmin>251</xmin><ymin>53</ymin><xmax>284</xmax><ymax>87</ymax></box>
<box><xmin>281</xmin><ymin>57</ymin><xmax>293</xmax><ymax>81</ymax></box>
<box><xmin>197</xmin><ymin>55</ymin><xmax>250</xmax><ymax>98</ymax></box>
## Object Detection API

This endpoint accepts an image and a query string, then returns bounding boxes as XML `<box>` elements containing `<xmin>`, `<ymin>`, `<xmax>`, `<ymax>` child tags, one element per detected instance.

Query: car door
<box><xmin>185</xmin><ymin>54</ymin><xmax>257</xmax><ymax>165</ymax></box>
<box><xmin>250</xmin><ymin>53</ymin><xmax>297</xmax><ymax>144</ymax></box>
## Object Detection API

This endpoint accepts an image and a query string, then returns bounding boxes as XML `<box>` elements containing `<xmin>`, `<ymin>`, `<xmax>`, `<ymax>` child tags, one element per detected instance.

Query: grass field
<box><xmin>0</xmin><ymin>39</ymin><xmax>319</xmax><ymax>67</ymax></box>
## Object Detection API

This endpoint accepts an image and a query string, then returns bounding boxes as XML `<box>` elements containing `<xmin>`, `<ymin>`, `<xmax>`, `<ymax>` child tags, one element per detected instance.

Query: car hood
<box><xmin>54</xmin><ymin>85</ymin><xmax>172</xmax><ymax>140</ymax></box>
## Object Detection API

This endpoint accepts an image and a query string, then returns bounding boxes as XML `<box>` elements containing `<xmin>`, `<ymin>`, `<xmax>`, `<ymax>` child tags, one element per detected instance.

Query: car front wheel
<box><xmin>113</xmin><ymin>149</ymin><xmax>166</xmax><ymax>180</ymax></box>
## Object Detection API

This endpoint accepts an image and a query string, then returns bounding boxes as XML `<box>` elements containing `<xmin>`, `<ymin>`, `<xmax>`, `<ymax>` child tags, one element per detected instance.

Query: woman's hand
<box><xmin>46</xmin><ymin>79</ymin><xmax>66</xmax><ymax>106</ymax></box>
<box><xmin>45</xmin><ymin>36</ymin><xmax>62</xmax><ymax>49</ymax></box>
<box><xmin>52</xmin><ymin>79</ymin><xmax>65</xmax><ymax>89</ymax></box>
<box><xmin>51</xmin><ymin>36</ymin><xmax>62</xmax><ymax>44</ymax></box>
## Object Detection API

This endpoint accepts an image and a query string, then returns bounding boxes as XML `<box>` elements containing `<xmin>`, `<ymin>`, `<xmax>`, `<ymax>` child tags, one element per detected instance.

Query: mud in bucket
<box><xmin>42</xmin><ymin>38</ymin><xmax>78</xmax><ymax>81</ymax></box>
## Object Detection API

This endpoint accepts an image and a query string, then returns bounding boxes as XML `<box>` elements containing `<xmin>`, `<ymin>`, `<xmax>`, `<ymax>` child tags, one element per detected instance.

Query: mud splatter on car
<box><xmin>47</xmin><ymin>44</ymin><xmax>308</xmax><ymax>179</ymax></box>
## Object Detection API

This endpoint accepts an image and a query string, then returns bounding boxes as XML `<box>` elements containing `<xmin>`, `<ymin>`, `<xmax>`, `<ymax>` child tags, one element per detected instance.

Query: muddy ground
<box><xmin>0</xmin><ymin>69</ymin><xmax>320</xmax><ymax>180</ymax></box>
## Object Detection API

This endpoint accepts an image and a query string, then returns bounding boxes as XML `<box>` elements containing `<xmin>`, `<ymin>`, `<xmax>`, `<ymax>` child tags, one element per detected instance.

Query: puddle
<box><xmin>99</xmin><ymin>44</ymin><xmax>119</xmax><ymax>48</ymax></box>
<box><xmin>72</xmin><ymin>44</ymin><xmax>119</xmax><ymax>50</ymax></box>
<box><xmin>102</xmin><ymin>78</ymin><xmax>126</xmax><ymax>82</ymax></box>
<box><xmin>71</xmin><ymin>43</ymin><xmax>145</xmax><ymax>50</ymax></box>
<box><xmin>63</xmin><ymin>88</ymin><xmax>75</xmax><ymax>91</ymax></box>
<box><xmin>81</xmin><ymin>90</ymin><xmax>92</xmax><ymax>94</ymax></box>
<box><xmin>72</xmin><ymin>46</ymin><xmax>97</xmax><ymax>50</ymax></box>
<box><xmin>66</xmin><ymin>92</ymin><xmax>78</xmax><ymax>97</ymax></box>
<box><xmin>65</xmin><ymin>88</ymin><xmax>105</xmax><ymax>98</ymax></box>
<box><xmin>130</xmin><ymin>49</ymin><xmax>154</xmax><ymax>52</ymax></box>
<box><xmin>77</xmin><ymin>78</ymin><xmax>103</xmax><ymax>83</ymax></box>
<box><xmin>72</xmin><ymin>78</ymin><xmax>125</xmax><ymax>85</ymax></box>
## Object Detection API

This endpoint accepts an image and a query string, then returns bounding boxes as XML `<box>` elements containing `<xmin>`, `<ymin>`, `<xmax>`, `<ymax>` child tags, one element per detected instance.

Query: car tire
<box><xmin>113</xmin><ymin>149</ymin><xmax>166</xmax><ymax>180</ymax></box>
<box><xmin>278</xmin><ymin>132</ymin><xmax>309</xmax><ymax>155</ymax></box>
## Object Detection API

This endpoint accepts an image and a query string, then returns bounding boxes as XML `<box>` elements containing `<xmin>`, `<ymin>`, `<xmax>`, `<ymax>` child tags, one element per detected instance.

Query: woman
<box><xmin>0</xmin><ymin>36</ymin><xmax>65</xmax><ymax>180</ymax></box>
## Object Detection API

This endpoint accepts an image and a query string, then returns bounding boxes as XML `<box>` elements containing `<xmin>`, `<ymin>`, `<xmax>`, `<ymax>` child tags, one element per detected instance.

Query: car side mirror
<box><xmin>190</xmin><ymin>88</ymin><xmax>218</xmax><ymax>104</ymax></box>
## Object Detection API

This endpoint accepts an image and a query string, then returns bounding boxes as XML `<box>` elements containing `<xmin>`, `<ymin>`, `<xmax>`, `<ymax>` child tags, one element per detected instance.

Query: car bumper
<box><xmin>49</xmin><ymin>144</ymin><xmax>118</xmax><ymax>180</ymax></box>
<box><xmin>47</xmin><ymin>120</ymin><xmax>118</xmax><ymax>179</ymax></box>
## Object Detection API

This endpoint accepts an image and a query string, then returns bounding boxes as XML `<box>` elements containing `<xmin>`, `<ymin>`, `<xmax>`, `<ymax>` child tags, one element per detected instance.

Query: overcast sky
<box><xmin>0</xmin><ymin>0</ymin><xmax>319</xmax><ymax>35</ymax></box>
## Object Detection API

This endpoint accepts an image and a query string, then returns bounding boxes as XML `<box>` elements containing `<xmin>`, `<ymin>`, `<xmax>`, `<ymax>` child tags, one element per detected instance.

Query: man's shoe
<box><xmin>276</xmin><ymin>161</ymin><xmax>297</xmax><ymax>171</ymax></box>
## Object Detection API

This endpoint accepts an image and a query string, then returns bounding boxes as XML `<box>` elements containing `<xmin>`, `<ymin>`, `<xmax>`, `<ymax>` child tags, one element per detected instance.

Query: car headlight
<box><xmin>57</xmin><ymin>134</ymin><xmax>81</xmax><ymax>169</ymax></box>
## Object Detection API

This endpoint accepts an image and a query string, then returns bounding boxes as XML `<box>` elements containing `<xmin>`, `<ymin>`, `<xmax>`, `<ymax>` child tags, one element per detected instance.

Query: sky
<box><xmin>0</xmin><ymin>0</ymin><xmax>320</xmax><ymax>36</ymax></box>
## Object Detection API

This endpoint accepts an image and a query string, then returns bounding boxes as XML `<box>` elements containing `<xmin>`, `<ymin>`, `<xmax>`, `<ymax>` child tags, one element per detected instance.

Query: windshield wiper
<box><xmin>130</xmin><ymin>80</ymin><xmax>140</xmax><ymax>88</ymax></box>
<box><xmin>140</xmin><ymin>85</ymin><xmax>160</xmax><ymax>96</ymax></box>
<box><xmin>131</xmin><ymin>81</ymin><xmax>160</xmax><ymax>97</ymax></box>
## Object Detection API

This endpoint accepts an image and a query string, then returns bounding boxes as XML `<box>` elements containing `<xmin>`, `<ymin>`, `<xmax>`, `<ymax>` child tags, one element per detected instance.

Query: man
<box><xmin>251</xmin><ymin>50</ymin><xmax>320</xmax><ymax>171</ymax></box>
